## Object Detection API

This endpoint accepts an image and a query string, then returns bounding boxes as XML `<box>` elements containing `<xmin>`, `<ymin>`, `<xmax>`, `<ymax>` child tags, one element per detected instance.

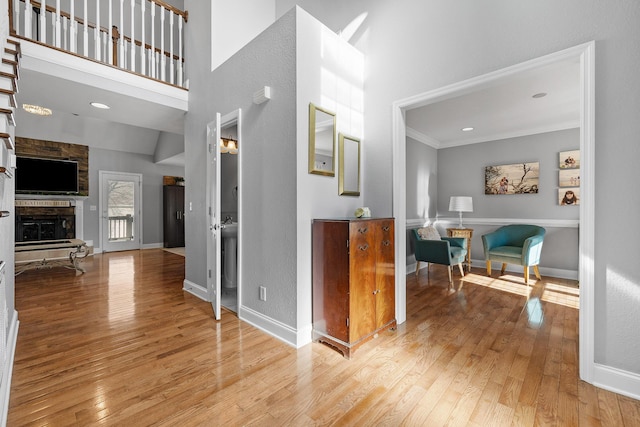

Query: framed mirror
<box><xmin>308</xmin><ymin>103</ymin><xmax>336</xmax><ymax>176</ymax></box>
<box><xmin>339</xmin><ymin>133</ymin><xmax>361</xmax><ymax>196</ymax></box>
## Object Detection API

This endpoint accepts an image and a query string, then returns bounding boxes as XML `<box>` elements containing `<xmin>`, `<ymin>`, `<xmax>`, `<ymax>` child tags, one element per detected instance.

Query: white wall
<box><xmin>211</xmin><ymin>0</ymin><xmax>276</xmax><ymax>71</ymax></box>
<box><xmin>295</xmin><ymin>7</ymin><xmax>365</xmax><ymax>344</ymax></box>
<box><xmin>279</xmin><ymin>0</ymin><xmax>640</xmax><ymax>385</ymax></box>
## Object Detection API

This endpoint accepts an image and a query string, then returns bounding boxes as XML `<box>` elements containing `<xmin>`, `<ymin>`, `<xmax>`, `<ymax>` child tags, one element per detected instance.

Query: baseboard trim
<box><xmin>183</xmin><ymin>279</ymin><xmax>208</xmax><ymax>300</ymax></box>
<box><xmin>142</xmin><ymin>243</ymin><xmax>163</xmax><ymax>250</ymax></box>
<box><xmin>1</xmin><ymin>311</ymin><xmax>19</xmax><ymax>427</ymax></box>
<box><xmin>593</xmin><ymin>363</ymin><xmax>640</xmax><ymax>401</ymax></box>
<box><xmin>407</xmin><ymin>260</ymin><xmax>578</xmax><ymax>281</ymax></box>
<box><xmin>239</xmin><ymin>305</ymin><xmax>311</xmax><ymax>349</ymax></box>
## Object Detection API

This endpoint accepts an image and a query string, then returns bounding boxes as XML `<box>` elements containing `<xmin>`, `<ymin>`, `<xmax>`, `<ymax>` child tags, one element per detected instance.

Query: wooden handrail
<box><xmin>21</xmin><ymin>0</ymin><xmax>186</xmax><ymax>61</ymax></box>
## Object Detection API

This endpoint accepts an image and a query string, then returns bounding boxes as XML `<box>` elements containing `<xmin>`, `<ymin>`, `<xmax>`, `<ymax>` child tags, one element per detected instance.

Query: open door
<box><xmin>206</xmin><ymin>114</ymin><xmax>222</xmax><ymax>320</ymax></box>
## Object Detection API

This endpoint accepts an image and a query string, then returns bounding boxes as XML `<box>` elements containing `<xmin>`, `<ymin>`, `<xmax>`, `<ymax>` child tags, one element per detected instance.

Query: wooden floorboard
<box><xmin>7</xmin><ymin>249</ymin><xmax>640</xmax><ymax>426</ymax></box>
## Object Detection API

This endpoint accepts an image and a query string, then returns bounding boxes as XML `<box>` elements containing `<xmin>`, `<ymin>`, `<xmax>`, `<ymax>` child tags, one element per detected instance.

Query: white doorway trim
<box><xmin>391</xmin><ymin>42</ymin><xmax>595</xmax><ymax>383</ymax></box>
<box><xmin>98</xmin><ymin>171</ymin><xmax>143</xmax><ymax>253</ymax></box>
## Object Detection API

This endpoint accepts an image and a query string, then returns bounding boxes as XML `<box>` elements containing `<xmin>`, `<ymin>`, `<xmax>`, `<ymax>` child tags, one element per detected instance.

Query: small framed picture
<box><xmin>559</xmin><ymin>187</ymin><xmax>580</xmax><ymax>205</ymax></box>
<box><xmin>559</xmin><ymin>169</ymin><xmax>580</xmax><ymax>187</ymax></box>
<box><xmin>559</xmin><ymin>150</ymin><xmax>580</xmax><ymax>169</ymax></box>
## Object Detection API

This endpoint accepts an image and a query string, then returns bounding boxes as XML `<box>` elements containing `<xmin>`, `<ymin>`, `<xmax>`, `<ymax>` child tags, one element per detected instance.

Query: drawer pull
<box><xmin>382</xmin><ymin>226</ymin><xmax>390</xmax><ymax>232</ymax></box>
<box><xmin>358</xmin><ymin>244</ymin><xmax>369</xmax><ymax>251</ymax></box>
<box><xmin>382</xmin><ymin>240</ymin><xmax>391</xmax><ymax>247</ymax></box>
<box><xmin>358</xmin><ymin>227</ymin><xmax>368</xmax><ymax>234</ymax></box>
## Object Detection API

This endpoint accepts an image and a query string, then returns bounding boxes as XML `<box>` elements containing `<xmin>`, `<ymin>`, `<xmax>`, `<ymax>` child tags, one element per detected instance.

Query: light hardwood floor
<box><xmin>8</xmin><ymin>249</ymin><xmax>640</xmax><ymax>426</ymax></box>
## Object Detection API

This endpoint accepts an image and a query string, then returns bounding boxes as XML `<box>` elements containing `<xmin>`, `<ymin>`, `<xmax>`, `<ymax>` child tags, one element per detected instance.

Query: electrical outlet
<box><xmin>259</xmin><ymin>286</ymin><xmax>267</xmax><ymax>301</ymax></box>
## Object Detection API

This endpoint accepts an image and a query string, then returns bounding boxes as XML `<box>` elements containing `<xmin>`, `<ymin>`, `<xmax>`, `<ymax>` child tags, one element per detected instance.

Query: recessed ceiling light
<box><xmin>461</xmin><ymin>127</ymin><xmax>474</xmax><ymax>132</ymax></box>
<box><xmin>532</xmin><ymin>92</ymin><xmax>547</xmax><ymax>98</ymax></box>
<box><xmin>90</xmin><ymin>102</ymin><xmax>110</xmax><ymax>109</ymax></box>
<box><xmin>22</xmin><ymin>103</ymin><xmax>52</xmax><ymax>116</ymax></box>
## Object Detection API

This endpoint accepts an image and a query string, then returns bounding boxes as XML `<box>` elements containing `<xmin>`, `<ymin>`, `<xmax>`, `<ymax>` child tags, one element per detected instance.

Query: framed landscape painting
<box><xmin>559</xmin><ymin>150</ymin><xmax>580</xmax><ymax>169</ymax></box>
<box><xmin>485</xmin><ymin>162</ymin><xmax>540</xmax><ymax>195</ymax></box>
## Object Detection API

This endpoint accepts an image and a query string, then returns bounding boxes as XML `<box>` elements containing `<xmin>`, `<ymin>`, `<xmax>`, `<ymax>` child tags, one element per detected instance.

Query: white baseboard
<box><xmin>1</xmin><ymin>312</ymin><xmax>19</xmax><ymax>427</ymax></box>
<box><xmin>142</xmin><ymin>243</ymin><xmax>163</xmax><ymax>250</ymax></box>
<box><xmin>593</xmin><ymin>363</ymin><xmax>640</xmax><ymax>401</ymax></box>
<box><xmin>239</xmin><ymin>305</ymin><xmax>311</xmax><ymax>349</ymax></box>
<box><xmin>408</xmin><ymin>260</ymin><xmax>578</xmax><ymax>281</ymax></box>
<box><xmin>183</xmin><ymin>279</ymin><xmax>208</xmax><ymax>300</ymax></box>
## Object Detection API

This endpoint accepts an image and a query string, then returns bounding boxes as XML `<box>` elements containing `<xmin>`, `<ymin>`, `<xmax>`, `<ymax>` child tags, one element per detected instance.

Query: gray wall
<box><xmin>184</xmin><ymin>3</ymin><xmax>298</xmax><ymax>325</ymax></box>
<box><xmin>277</xmin><ymin>1</ymin><xmax>640</xmax><ymax>377</ymax></box>
<box><xmin>406</xmin><ymin>136</ymin><xmax>438</xmax><ymax>220</ymax></box>
<box><xmin>86</xmin><ymin>147</ymin><xmax>185</xmax><ymax>249</ymax></box>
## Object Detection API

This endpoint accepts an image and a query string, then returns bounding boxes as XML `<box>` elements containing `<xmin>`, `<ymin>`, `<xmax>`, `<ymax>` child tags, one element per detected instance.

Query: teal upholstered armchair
<box><xmin>411</xmin><ymin>227</ymin><xmax>467</xmax><ymax>287</ymax></box>
<box><xmin>481</xmin><ymin>224</ymin><xmax>545</xmax><ymax>284</ymax></box>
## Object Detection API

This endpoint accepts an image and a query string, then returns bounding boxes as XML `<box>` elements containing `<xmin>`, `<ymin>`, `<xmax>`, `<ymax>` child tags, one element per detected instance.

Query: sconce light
<box><xmin>449</xmin><ymin>196</ymin><xmax>473</xmax><ymax>228</ymax></box>
<box><xmin>220</xmin><ymin>137</ymin><xmax>238</xmax><ymax>154</ymax></box>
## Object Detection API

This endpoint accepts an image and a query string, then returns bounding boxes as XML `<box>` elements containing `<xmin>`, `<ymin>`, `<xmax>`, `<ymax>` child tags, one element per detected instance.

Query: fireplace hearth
<box><xmin>15</xmin><ymin>200</ymin><xmax>76</xmax><ymax>242</ymax></box>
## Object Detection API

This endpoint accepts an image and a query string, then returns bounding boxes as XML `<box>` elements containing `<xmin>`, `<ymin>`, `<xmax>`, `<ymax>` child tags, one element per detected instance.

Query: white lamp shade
<box><xmin>449</xmin><ymin>196</ymin><xmax>473</xmax><ymax>212</ymax></box>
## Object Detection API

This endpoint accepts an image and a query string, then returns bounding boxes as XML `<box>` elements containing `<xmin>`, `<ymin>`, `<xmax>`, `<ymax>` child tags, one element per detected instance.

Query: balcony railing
<box><xmin>9</xmin><ymin>0</ymin><xmax>187</xmax><ymax>88</ymax></box>
<box><xmin>108</xmin><ymin>214</ymin><xmax>133</xmax><ymax>241</ymax></box>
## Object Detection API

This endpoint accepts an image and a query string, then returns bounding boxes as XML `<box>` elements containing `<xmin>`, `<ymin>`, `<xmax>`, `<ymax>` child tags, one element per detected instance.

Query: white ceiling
<box><xmin>405</xmin><ymin>59</ymin><xmax>580</xmax><ymax>148</ymax></box>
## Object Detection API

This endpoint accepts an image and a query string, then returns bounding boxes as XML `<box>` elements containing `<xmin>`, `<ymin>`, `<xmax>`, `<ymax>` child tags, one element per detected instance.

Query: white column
<box><xmin>169</xmin><ymin>12</ymin><xmax>174</xmax><ymax>84</ymax></box>
<box><xmin>129</xmin><ymin>0</ymin><xmax>135</xmax><ymax>72</ymax></box>
<box><xmin>40</xmin><ymin>0</ymin><xmax>46</xmax><ymax>43</ymax></box>
<box><xmin>119</xmin><ymin>0</ymin><xmax>124</xmax><ymax>68</ymax></box>
<box><xmin>107</xmin><ymin>0</ymin><xmax>112</xmax><ymax>64</ymax></box>
<box><xmin>83</xmin><ymin>0</ymin><xmax>88</xmax><ymax>55</ymax></box>
<box><xmin>95</xmin><ymin>0</ymin><xmax>102</xmax><ymax>61</ymax></box>
<box><xmin>160</xmin><ymin>5</ymin><xmax>165</xmax><ymax>82</ymax></box>
<box><xmin>177</xmin><ymin>15</ymin><xmax>183</xmax><ymax>87</ymax></box>
<box><xmin>69</xmin><ymin>0</ymin><xmax>76</xmax><ymax>52</ymax></box>
<box><xmin>150</xmin><ymin>3</ymin><xmax>156</xmax><ymax>79</ymax></box>
<box><xmin>140</xmin><ymin>0</ymin><xmax>146</xmax><ymax>75</ymax></box>
<box><xmin>54</xmin><ymin>0</ymin><xmax>61</xmax><ymax>47</ymax></box>
<box><xmin>22</xmin><ymin>0</ymin><xmax>30</xmax><ymax>39</ymax></box>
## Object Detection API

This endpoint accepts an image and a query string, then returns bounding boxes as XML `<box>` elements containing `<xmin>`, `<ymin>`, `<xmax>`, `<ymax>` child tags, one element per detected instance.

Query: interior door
<box><xmin>100</xmin><ymin>171</ymin><xmax>142</xmax><ymax>252</ymax></box>
<box><xmin>206</xmin><ymin>114</ymin><xmax>223</xmax><ymax>320</ymax></box>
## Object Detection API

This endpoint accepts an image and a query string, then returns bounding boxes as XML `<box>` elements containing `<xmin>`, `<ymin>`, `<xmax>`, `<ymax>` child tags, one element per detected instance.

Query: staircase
<box><xmin>0</xmin><ymin>33</ymin><xmax>20</xmax><ymax>425</ymax></box>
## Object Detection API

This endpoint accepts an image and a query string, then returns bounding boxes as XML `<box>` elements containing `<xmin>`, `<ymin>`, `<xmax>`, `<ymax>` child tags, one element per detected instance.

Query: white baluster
<box><xmin>102</xmin><ymin>30</ymin><xmax>108</xmax><ymax>64</ymax></box>
<box><xmin>177</xmin><ymin>15</ymin><xmax>183</xmax><ymax>87</ymax></box>
<box><xmin>83</xmin><ymin>0</ymin><xmax>88</xmax><ymax>56</ymax></box>
<box><xmin>40</xmin><ymin>0</ymin><xmax>46</xmax><ymax>43</ymax></box>
<box><xmin>119</xmin><ymin>0</ymin><xmax>124</xmax><ymax>68</ymax></box>
<box><xmin>150</xmin><ymin>2</ymin><xmax>155</xmax><ymax>79</ymax></box>
<box><xmin>70</xmin><ymin>0</ymin><xmax>76</xmax><ymax>53</ymax></box>
<box><xmin>160</xmin><ymin>5</ymin><xmax>165</xmax><ymax>82</ymax></box>
<box><xmin>140</xmin><ymin>0</ymin><xmax>146</xmax><ymax>75</ymax></box>
<box><xmin>62</xmin><ymin>16</ymin><xmax>68</xmax><ymax>50</ymax></box>
<box><xmin>13</xmin><ymin>0</ymin><xmax>22</xmax><ymax>37</ymax></box>
<box><xmin>169</xmin><ymin>12</ymin><xmax>174</xmax><ymax>84</ymax></box>
<box><xmin>55</xmin><ymin>0</ymin><xmax>60</xmax><ymax>48</ymax></box>
<box><xmin>24</xmin><ymin>0</ymin><xmax>33</xmax><ymax>39</ymax></box>
<box><xmin>107</xmin><ymin>0</ymin><xmax>111</xmax><ymax>64</ymax></box>
<box><xmin>95</xmin><ymin>0</ymin><xmax>101</xmax><ymax>61</ymax></box>
<box><xmin>123</xmin><ymin>42</ymin><xmax>128</xmax><ymax>69</ymax></box>
<box><xmin>130</xmin><ymin>0</ymin><xmax>135</xmax><ymax>72</ymax></box>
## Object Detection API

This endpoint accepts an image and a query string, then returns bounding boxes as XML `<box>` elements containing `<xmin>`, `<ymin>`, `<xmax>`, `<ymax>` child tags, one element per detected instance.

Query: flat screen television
<box><xmin>15</xmin><ymin>156</ymin><xmax>79</xmax><ymax>194</ymax></box>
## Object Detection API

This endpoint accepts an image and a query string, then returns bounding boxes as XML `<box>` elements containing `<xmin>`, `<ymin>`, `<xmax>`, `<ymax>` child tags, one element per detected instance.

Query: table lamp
<box><xmin>449</xmin><ymin>196</ymin><xmax>473</xmax><ymax>228</ymax></box>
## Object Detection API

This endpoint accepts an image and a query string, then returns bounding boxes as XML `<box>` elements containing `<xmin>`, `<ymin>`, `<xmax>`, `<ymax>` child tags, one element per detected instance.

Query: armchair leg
<box><xmin>458</xmin><ymin>263</ymin><xmax>465</xmax><ymax>277</ymax></box>
<box><xmin>415</xmin><ymin>261</ymin><xmax>420</xmax><ymax>276</ymax></box>
<box><xmin>524</xmin><ymin>266</ymin><xmax>530</xmax><ymax>285</ymax></box>
<box><xmin>486</xmin><ymin>261</ymin><xmax>492</xmax><ymax>276</ymax></box>
<box><xmin>533</xmin><ymin>265</ymin><xmax>541</xmax><ymax>280</ymax></box>
<box><xmin>447</xmin><ymin>266</ymin><xmax>452</xmax><ymax>286</ymax></box>
<box><xmin>501</xmin><ymin>263</ymin><xmax>507</xmax><ymax>275</ymax></box>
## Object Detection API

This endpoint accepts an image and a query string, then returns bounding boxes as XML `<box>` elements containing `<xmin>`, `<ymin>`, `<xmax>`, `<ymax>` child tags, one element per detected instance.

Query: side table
<box><xmin>446</xmin><ymin>228</ymin><xmax>473</xmax><ymax>272</ymax></box>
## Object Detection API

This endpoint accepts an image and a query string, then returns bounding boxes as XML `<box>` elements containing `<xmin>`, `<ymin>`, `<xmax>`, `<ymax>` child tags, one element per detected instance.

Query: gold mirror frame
<box><xmin>338</xmin><ymin>133</ymin><xmax>361</xmax><ymax>196</ymax></box>
<box><xmin>308</xmin><ymin>103</ymin><xmax>336</xmax><ymax>176</ymax></box>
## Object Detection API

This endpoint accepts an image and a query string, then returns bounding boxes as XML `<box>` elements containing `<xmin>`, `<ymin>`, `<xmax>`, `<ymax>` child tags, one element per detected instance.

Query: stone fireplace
<box><xmin>15</xmin><ymin>199</ymin><xmax>82</xmax><ymax>242</ymax></box>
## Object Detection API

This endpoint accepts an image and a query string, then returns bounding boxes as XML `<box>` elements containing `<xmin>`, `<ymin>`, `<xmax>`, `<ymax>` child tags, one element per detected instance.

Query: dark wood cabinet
<box><xmin>163</xmin><ymin>185</ymin><xmax>185</xmax><ymax>248</ymax></box>
<box><xmin>312</xmin><ymin>218</ymin><xmax>396</xmax><ymax>358</ymax></box>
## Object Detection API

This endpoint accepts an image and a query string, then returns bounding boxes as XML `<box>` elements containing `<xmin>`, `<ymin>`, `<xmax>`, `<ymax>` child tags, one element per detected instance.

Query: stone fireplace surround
<box><xmin>15</xmin><ymin>198</ymin><xmax>85</xmax><ymax>243</ymax></box>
